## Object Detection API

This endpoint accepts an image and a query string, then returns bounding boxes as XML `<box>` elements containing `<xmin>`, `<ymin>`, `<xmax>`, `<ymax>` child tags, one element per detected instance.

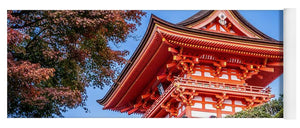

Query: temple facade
<box><xmin>97</xmin><ymin>10</ymin><xmax>283</xmax><ymax>118</ymax></box>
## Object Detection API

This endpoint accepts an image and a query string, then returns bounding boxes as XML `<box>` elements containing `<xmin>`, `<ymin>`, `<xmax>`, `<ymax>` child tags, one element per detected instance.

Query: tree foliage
<box><xmin>226</xmin><ymin>95</ymin><xmax>283</xmax><ymax>118</ymax></box>
<box><xmin>7</xmin><ymin>10</ymin><xmax>146</xmax><ymax>117</ymax></box>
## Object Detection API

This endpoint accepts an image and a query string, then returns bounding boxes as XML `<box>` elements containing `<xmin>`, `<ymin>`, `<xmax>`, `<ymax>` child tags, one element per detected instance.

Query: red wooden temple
<box><xmin>97</xmin><ymin>10</ymin><xmax>283</xmax><ymax>118</ymax></box>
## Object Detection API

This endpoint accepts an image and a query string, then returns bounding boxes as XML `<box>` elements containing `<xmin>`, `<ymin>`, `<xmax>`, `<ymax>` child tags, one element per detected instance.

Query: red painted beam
<box><xmin>128</xmin><ymin>107</ymin><xmax>139</xmax><ymax>115</ymax></box>
<box><xmin>134</xmin><ymin>102</ymin><xmax>143</xmax><ymax>108</ymax></box>
<box><xmin>260</xmin><ymin>67</ymin><xmax>274</xmax><ymax>72</ymax></box>
<box><xmin>166</xmin><ymin>62</ymin><xmax>177</xmax><ymax>69</ymax></box>
<box><xmin>173</xmin><ymin>55</ymin><xmax>182</xmax><ymax>61</ymax></box>
<box><xmin>157</xmin><ymin>74</ymin><xmax>167</xmax><ymax>81</ymax></box>
<box><xmin>120</xmin><ymin>106</ymin><xmax>131</xmax><ymax>113</ymax></box>
<box><xmin>168</xmin><ymin>47</ymin><xmax>179</xmax><ymax>54</ymax></box>
<box><xmin>141</xmin><ymin>93</ymin><xmax>151</xmax><ymax>99</ymax></box>
<box><xmin>267</xmin><ymin>62</ymin><xmax>283</xmax><ymax>67</ymax></box>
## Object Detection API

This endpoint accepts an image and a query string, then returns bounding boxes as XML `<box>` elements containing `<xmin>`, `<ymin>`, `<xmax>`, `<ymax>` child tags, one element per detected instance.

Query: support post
<box><xmin>185</xmin><ymin>105</ymin><xmax>192</xmax><ymax>118</ymax></box>
<box><xmin>216</xmin><ymin>107</ymin><xmax>222</xmax><ymax>118</ymax></box>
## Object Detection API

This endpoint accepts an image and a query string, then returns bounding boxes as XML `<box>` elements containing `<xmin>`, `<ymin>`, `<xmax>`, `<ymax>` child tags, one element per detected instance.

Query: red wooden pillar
<box><xmin>216</xmin><ymin>108</ymin><xmax>222</xmax><ymax>118</ymax></box>
<box><xmin>185</xmin><ymin>105</ymin><xmax>192</xmax><ymax>118</ymax></box>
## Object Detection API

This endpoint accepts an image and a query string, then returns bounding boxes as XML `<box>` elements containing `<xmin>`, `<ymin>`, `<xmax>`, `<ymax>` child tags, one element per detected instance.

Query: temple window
<box><xmin>204</xmin><ymin>72</ymin><xmax>214</xmax><ymax>78</ymax></box>
<box><xmin>192</xmin><ymin>71</ymin><xmax>202</xmax><ymax>76</ymax></box>
<box><xmin>231</xmin><ymin>75</ymin><xmax>240</xmax><ymax>81</ymax></box>
<box><xmin>219</xmin><ymin>74</ymin><xmax>229</xmax><ymax>79</ymax></box>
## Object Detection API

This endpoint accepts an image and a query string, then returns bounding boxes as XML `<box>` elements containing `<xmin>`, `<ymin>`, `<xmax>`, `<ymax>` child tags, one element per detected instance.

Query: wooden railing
<box><xmin>143</xmin><ymin>84</ymin><xmax>176</xmax><ymax>118</ymax></box>
<box><xmin>174</xmin><ymin>77</ymin><xmax>271</xmax><ymax>94</ymax></box>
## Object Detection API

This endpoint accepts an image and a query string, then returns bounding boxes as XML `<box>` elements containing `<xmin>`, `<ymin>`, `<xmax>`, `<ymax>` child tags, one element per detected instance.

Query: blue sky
<box><xmin>63</xmin><ymin>10</ymin><xmax>283</xmax><ymax>118</ymax></box>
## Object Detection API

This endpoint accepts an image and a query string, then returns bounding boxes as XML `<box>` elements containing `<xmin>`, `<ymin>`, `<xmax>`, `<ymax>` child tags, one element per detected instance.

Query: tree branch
<box><xmin>10</xmin><ymin>18</ymin><xmax>44</xmax><ymax>29</ymax></box>
<box><xmin>25</xmin><ymin>27</ymin><xmax>48</xmax><ymax>50</ymax></box>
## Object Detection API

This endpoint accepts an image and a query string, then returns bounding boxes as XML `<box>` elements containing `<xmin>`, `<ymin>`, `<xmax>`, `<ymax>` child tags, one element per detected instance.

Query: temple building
<box><xmin>97</xmin><ymin>10</ymin><xmax>283</xmax><ymax>118</ymax></box>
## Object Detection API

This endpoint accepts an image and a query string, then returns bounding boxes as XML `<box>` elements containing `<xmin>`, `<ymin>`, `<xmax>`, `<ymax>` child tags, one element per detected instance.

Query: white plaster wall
<box><xmin>191</xmin><ymin>111</ymin><xmax>217</xmax><ymax>118</ymax></box>
<box><xmin>210</xmin><ymin>25</ymin><xmax>216</xmax><ymax>30</ymax></box>
<box><xmin>223</xmin><ymin>99</ymin><xmax>232</xmax><ymax>104</ymax></box>
<box><xmin>192</xmin><ymin>103</ymin><xmax>202</xmax><ymax>109</ymax></box>
<box><xmin>231</xmin><ymin>75</ymin><xmax>240</xmax><ymax>81</ymax></box>
<box><xmin>204</xmin><ymin>72</ymin><xmax>214</xmax><ymax>78</ymax></box>
<box><xmin>205</xmin><ymin>104</ymin><xmax>216</xmax><ymax>110</ymax></box>
<box><xmin>219</xmin><ymin>74</ymin><xmax>229</xmax><ymax>79</ymax></box>
<box><xmin>234</xmin><ymin>100</ymin><xmax>244</xmax><ymax>105</ymax></box>
<box><xmin>192</xmin><ymin>71</ymin><xmax>202</xmax><ymax>76</ymax></box>
<box><xmin>222</xmin><ymin>106</ymin><xmax>232</xmax><ymax>112</ymax></box>
<box><xmin>235</xmin><ymin>107</ymin><xmax>243</xmax><ymax>112</ymax></box>
<box><xmin>205</xmin><ymin>97</ymin><xmax>216</xmax><ymax>103</ymax></box>
<box><xmin>193</xmin><ymin>96</ymin><xmax>202</xmax><ymax>101</ymax></box>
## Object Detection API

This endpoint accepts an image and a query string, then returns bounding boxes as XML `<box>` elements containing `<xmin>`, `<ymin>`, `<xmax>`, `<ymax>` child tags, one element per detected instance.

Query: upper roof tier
<box><xmin>177</xmin><ymin>10</ymin><xmax>278</xmax><ymax>41</ymax></box>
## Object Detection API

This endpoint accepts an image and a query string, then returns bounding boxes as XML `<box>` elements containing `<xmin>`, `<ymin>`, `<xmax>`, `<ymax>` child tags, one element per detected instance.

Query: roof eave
<box><xmin>176</xmin><ymin>10</ymin><xmax>214</xmax><ymax>26</ymax></box>
<box><xmin>97</xmin><ymin>14</ymin><xmax>160</xmax><ymax>106</ymax></box>
<box><xmin>230</xmin><ymin>10</ymin><xmax>278</xmax><ymax>41</ymax></box>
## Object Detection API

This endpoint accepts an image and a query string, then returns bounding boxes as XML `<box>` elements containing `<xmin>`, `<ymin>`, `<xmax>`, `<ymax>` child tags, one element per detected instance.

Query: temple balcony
<box><xmin>143</xmin><ymin>76</ymin><xmax>274</xmax><ymax>118</ymax></box>
<box><xmin>174</xmin><ymin>77</ymin><xmax>272</xmax><ymax>96</ymax></box>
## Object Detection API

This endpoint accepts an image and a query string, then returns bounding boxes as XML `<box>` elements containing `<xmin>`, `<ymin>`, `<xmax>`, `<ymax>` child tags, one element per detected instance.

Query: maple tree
<box><xmin>7</xmin><ymin>10</ymin><xmax>146</xmax><ymax>117</ymax></box>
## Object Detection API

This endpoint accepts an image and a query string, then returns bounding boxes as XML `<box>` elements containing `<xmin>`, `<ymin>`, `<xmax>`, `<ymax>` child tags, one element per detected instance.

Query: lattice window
<box><xmin>228</xmin><ymin>58</ymin><xmax>242</xmax><ymax>64</ymax></box>
<box><xmin>199</xmin><ymin>54</ymin><xmax>216</xmax><ymax>60</ymax></box>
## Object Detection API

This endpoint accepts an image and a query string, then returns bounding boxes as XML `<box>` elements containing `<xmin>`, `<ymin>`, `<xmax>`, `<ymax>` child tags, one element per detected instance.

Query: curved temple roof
<box><xmin>97</xmin><ymin>10</ymin><xmax>283</xmax><ymax>113</ymax></box>
<box><xmin>177</xmin><ymin>10</ymin><xmax>278</xmax><ymax>41</ymax></box>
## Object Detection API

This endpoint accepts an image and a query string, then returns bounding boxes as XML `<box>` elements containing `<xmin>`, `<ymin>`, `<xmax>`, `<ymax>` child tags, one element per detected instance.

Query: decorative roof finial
<box><xmin>218</xmin><ymin>13</ymin><xmax>227</xmax><ymax>25</ymax></box>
